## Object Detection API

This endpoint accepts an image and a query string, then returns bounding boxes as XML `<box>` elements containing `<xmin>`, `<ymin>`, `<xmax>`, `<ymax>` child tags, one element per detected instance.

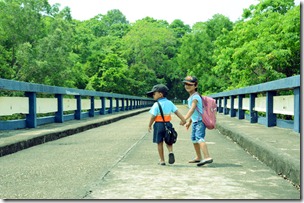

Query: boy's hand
<box><xmin>179</xmin><ymin>120</ymin><xmax>186</xmax><ymax>126</ymax></box>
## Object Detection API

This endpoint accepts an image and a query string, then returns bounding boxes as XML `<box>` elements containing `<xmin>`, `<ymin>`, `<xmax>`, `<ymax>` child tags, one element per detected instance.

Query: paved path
<box><xmin>0</xmin><ymin>105</ymin><xmax>300</xmax><ymax>199</ymax></box>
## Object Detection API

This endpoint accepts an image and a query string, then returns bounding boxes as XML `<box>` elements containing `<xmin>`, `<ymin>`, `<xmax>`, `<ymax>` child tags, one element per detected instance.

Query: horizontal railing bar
<box><xmin>209</xmin><ymin>75</ymin><xmax>300</xmax><ymax>98</ymax></box>
<box><xmin>0</xmin><ymin>78</ymin><xmax>147</xmax><ymax>100</ymax></box>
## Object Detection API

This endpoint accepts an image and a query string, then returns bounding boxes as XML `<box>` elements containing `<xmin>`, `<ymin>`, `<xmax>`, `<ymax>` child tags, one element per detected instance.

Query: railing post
<box><xmin>126</xmin><ymin>98</ymin><xmax>129</xmax><ymax>110</ymax></box>
<box><xmin>129</xmin><ymin>99</ymin><xmax>133</xmax><ymax>110</ymax></box>
<box><xmin>115</xmin><ymin>98</ymin><xmax>120</xmax><ymax>112</ymax></box>
<box><xmin>100</xmin><ymin>97</ymin><xmax>106</xmax><ymax>115</ymax></box>
<box><xmin>294</xmin><ymin>87</ymin><xmax>300</xmax><ymax>133</ymax></box>
<box><xmin>237</xmin><ymin>95</ymin><xmax>245</xmax><ymax>119</ymax></box>
<box><xmin>137</xmin><ymin>99</ymin><xmax>141</xmax><ymax>108</ymax></box>
<box><xmin>25</xmin><ymin>92</ymin><xmax>37</xmax><ymax>128</ymax></box>
<box><xmin>121</xmin><ymin>98</ymin><xmax>125</xmax><ymax>111</ymax></box>
<box><xmin>75</xmin><ymin>95</ymin><xmax>81</xmax><ymax>120</ymax></box>
<box><xmin>250</xmin><ymin>93</ymin><xmax>258</xmax><ymax>123</ymax></box>
<box><xmin>266</xmin><ymin>91</ymin><xmax>276</xmax><ymax>127</ymax></box>
<box><xmin>223</xmin><ymin>97</ymin><xmax>228</xmax><ymax>115</ymax></box>
<box><xmin>218</xmin><ymin>98</ymin><xmax>223</xmax><ymax>113</ymax></box>
<box><xmin>108</xmin><ymin>97</ymin><xmax>113</xmax><ymax>114</ymax></box>
<box><xmin>89</xmin><ymin>96</ymin><xmax>94</xmax><ymax>117</ymax></box>
<box><xmin>55</xmin><ymin>94</ymin><xmax>64</xmax><ymax>123</ymax></box>
<box><xmin>131</xmin><ymin>99</ymin><xmax>134</xmax><ymax>109</ymax></box>
<box><xmin>143</xmin><ymin>100</ymin><xmax>146</xmax><ymax>108</ymax></box>
<box><xmin>230</xmin><ymin>95</ymin><xmax>236</xmax><ymax>117</ymax></box>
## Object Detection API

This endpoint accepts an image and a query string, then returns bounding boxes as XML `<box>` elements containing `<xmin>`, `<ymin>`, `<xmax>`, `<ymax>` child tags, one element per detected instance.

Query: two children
<box><xmin>147</xmin><ymin>77</ymin><xmax>213</xmax><ymax>166</ymax></box>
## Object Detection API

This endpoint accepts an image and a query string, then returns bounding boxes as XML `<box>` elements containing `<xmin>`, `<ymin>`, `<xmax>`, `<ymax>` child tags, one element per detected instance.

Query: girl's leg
<box><xmin>193</xmin><ymin>143</ymin><xmax>202</xmax><ymax>160</ymax></box>
<box><xmin>157</xmin><ymin>142</ymin><xmax>165</xmax><ymax>162</ymax></box>
<box><xmin>199</xmin><ymin>142</ymin><xmax>212</xmax><ymax>160</ymax></box>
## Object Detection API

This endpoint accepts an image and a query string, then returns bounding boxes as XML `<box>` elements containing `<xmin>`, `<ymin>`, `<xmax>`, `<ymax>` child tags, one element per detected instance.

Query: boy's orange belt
<box><xmin>154</xmin><ymin>115</ymin><xmax>171</xmax><ymax>122</ymax></box>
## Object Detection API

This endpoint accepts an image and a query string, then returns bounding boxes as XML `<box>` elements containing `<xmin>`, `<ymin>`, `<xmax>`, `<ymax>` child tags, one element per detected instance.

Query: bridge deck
<box><xmin>0</xmin><ymin>105</ymin><xmax>300</xmax><ymax>199</ymax></box>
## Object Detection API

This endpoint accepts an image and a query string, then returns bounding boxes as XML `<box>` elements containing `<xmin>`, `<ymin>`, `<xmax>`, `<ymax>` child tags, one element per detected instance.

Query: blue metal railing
<box><xmin>0</xmin><ymin>78</ymin><xmax>154</xmax><ymax>130</ymax></box>
<box><xmin>209</xmin><ymin>75</ymin><xmax>300</xmax><ymax>133</ymax></box>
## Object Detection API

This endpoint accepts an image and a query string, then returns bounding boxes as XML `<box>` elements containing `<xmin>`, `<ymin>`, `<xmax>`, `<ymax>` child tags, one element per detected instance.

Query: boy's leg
<box><xmin>166</xmin><ymin>144</ymin><xmax>173</xmax><ymax>153</ymax></box>
<box><xmin>166</xmin><ymin>144</ymin><xmax>175</xmax><ymax>164</ymax></box>
<box><xmin>157</xmin><ymin>142</ymin><xmax>165</xmax><ymax>163</ymax></box>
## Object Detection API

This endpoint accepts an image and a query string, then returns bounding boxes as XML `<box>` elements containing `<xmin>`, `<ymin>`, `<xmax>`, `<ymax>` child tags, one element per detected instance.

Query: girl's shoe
<box><xmin>158</xmin><ymin>162</ymin><xmax>166</xmax><ymax>166</ymax></box>
<box><xmin>188</xmin><ymin>159</ymin><xmax>201</xmax><ymax>163</ymax></box>
<box><xmin>197</xmin><ymin>158</ymin><xmax>213</xmax><ymax>166</ymax></box>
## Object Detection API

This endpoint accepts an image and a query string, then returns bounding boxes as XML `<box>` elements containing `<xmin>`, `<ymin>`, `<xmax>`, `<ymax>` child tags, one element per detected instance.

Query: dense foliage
<box><xmin>0</xmin><ymin>0</ymin><xmax>300</xmax><ymax>99</ymax></box>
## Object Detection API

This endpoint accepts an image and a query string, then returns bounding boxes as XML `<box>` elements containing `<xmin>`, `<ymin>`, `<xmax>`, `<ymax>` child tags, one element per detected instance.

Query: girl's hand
<box><xmin>185</xmin><ymin>122</ymin><xmax>191</xmax><ymax>130</ymax></box>
<box><xmin>148</xmin><ymin>126</ymin><xmax>152</xmax><ymax>132</ymax></box>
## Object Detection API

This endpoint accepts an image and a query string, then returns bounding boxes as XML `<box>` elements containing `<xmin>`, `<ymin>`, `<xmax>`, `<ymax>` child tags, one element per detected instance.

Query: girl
<box><xmin>183</xmin><ymin>76</ymin><xmax>213</xmax><ymax>166</ymax></box>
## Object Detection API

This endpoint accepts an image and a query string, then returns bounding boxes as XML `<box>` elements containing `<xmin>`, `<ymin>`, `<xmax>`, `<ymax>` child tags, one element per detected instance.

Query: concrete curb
<box><xmin>216</xmin><ymin>123</ymin><xmax>300</xmax><ymax>187</ymax></box>
<box><xmin>0</xmin><ymin>108</ymin><xmax>149</xmax><ymax>158</ymax></box>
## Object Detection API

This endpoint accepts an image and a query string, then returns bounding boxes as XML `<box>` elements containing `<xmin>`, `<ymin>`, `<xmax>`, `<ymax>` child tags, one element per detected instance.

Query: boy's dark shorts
<box><xmin>153</xmin><ymin>122</ymin><xmax>173</xmax><ymax>144</ymax></box>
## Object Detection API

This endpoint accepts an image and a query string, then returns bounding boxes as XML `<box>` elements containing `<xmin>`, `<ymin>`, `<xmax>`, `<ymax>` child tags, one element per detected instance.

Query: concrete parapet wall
<box><xmin>216</xmin><ymin>114</ymin><xmax>300</xmax><ymax>186</ymax></box>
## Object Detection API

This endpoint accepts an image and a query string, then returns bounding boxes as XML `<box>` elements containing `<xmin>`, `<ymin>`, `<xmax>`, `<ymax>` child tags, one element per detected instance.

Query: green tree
<box><xmin>0</xmin><ymin>0</ymin><xmax>51</xmax><ymax>77</ymax></box>
<box><xmin>16</xmin><ymin>8</ymin><xmax>78</xmax><ymax>87</ymax></box>
<box><xmin>121</xmin><ymin>19</ymin><xmax>177</xmax><ymax>96</ymax></box>
<box><xmin>87</xmin><ymin>9</ymin><xmax>130</xmax><ymax>38</ymax></box>
<box><xmin>213</xmin><ymin>0</ymin><xmax>299</xmax><ymax>90</ymax></box>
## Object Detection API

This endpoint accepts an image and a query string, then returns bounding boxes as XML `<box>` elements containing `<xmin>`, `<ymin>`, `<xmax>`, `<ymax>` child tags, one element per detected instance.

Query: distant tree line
<box><xmin>0</xmin><ymin>0</ymin><xmax>300</xmax><ymax>100</ymax></box>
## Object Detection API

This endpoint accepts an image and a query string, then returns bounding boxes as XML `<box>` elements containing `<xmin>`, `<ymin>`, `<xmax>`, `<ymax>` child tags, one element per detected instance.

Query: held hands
<box><xmin>180</xmin><ymin>119</ymin><xmax>191</xmax><ymax>130</ymax></box>
<box><xmin>179</xmin><ymin>120</ymin><xmax>186</xmax><ymax>126</ymax></box>
<box><xmin>185</xmin><ymin>122</ymin><xmax>191</xmax><ymax>130</ymax></box>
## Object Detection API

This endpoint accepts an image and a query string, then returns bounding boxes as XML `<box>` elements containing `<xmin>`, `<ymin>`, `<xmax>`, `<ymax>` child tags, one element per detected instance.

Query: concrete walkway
<box><xmin>0</xmin><ymin>105</ymin><xmax>300</xmax><ymax>199</ymax></box>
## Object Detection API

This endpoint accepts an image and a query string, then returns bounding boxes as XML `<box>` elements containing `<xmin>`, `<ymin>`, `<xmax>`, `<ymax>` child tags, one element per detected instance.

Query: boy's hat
<box><xmin>182</xmin><ymin>76</ymin><xmax>198</xmax><ymax>85</ymax></box>
<box><xmin>146</xmin><ymin>84</ymin><xmax>169</xmax><ymax>97</ymax></box>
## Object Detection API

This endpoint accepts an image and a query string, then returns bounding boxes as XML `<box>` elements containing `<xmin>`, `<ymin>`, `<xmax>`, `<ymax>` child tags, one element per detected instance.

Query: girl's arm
<box><xmin>184</xmin><ymin>99</ymin><xmax>198</xmax><ymax>120</ymax></box>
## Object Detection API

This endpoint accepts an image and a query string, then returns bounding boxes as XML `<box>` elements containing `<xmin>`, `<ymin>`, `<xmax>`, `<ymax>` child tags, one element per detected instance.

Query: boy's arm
<box><xmin>174</xmin><ymin>110</ymin><xmax>186</xmax><ymax>125</ymax></box>
<box><xmin>148</xmin><ymin>115</ymin><xmax>155</xmax><ymax>132</ymax></box>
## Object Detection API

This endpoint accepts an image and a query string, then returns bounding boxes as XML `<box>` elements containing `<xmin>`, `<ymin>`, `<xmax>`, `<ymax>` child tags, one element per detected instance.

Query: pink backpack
<box><xmin>197</xmin><ymin>94</ymin><xmax>217</xmax><ymax>130</ymax></box>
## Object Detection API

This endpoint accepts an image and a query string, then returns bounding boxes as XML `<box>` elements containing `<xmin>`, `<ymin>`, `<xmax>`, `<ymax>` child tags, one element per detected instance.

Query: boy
<box><xmin>182</xmin><ymin>76</ymin><xmax>213</xmax><ymax>167</ymax></box>
<box><xmin>147</xmin><ymin>84</ymin><xmax>186</xmax><ymax>165</ymax></box>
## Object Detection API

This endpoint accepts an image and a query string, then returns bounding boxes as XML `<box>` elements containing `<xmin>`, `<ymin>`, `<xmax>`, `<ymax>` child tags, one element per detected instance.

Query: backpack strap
<box><xmin>193</xmin><ymin>93</ymin><xmax>204</xmax><ymax>122</ymax></box>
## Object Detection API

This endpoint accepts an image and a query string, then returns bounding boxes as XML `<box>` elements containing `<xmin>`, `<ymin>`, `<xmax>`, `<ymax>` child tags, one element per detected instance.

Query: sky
<box><xmin>47</xmin><ymin>0</ymin><xmax>301</xmax><ymax>26</ymax></box>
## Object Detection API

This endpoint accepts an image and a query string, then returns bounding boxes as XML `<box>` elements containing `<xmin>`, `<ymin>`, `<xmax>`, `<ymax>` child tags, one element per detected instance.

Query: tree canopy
<box><xmin>0</xmin><ymin>0</ymin><xmax>300</xmax><ymax>99</ymax></box>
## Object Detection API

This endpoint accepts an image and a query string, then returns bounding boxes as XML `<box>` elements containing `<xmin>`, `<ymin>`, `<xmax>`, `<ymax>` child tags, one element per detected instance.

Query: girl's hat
<box><xmin>182</xmin><ymin>76</ymin><xmax>198</xmax><ymax>84</ymax></box>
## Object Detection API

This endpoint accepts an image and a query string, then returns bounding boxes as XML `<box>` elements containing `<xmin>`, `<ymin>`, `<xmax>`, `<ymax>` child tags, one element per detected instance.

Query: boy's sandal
<box><xmin>158</xmin><ymin>162</ymin><xmax>166</xmax><ymax>166</ymax></box>
<box><xmin>188</xmin><ymin>159</ymin><xmax>201</xmax><ymax>163</ymax></box>
<box><xmin>168</xmin><ymin>153</ymin><xmax>175</xmax><ymax>164</ymax></box>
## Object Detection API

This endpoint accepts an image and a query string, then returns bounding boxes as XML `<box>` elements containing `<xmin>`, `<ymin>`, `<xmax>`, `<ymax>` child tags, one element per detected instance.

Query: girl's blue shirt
<box><xmin>188</xmin><ymin>92</ymin><xmax>203</xmax><ymax>122</ymax></box>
